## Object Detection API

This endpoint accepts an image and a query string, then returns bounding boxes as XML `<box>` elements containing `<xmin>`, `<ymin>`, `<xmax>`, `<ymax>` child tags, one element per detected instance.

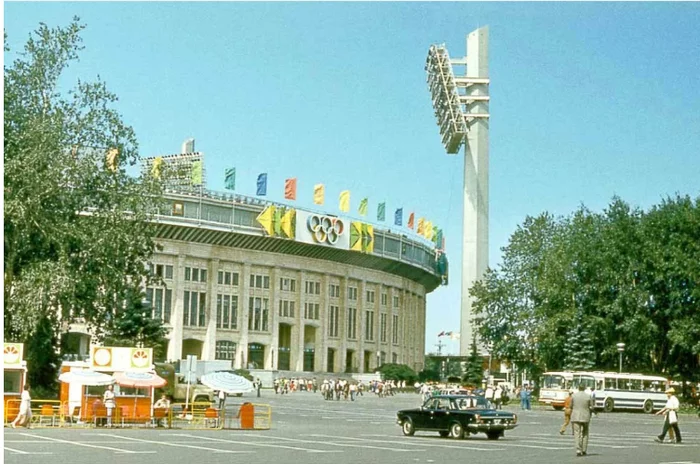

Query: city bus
<box><xmin>571</xmin><ymin>371</ymin><xmax>668</xmax><ymax>413</ymax></box>
<box><xmin>538</xmin><ymin>371</ymin><xmax>574</xmax><ymax>410</ymax></box>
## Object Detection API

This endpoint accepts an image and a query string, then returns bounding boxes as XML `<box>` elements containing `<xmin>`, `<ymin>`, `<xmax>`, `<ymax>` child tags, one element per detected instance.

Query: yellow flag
<box><xmin>256</xmin><ymin>205</ymin><xmax>276</xmax><ymax>236</ymax></box>
<box><xmin>424</xmin><ymin>221</ymin><xmax>433</xmax><ymax>239</ymax></box>
<box><xmin>151</xmin><ymin>157</ymin><xmax>164</xmax><ymax>179</ymax></box>
<box><xmin>314</xmin><ymin>184</ymin><xmax>325</xmax><ymax>205</ymax></box>
<box><xmin>106</xmin><ymin>148</ymin><xmax>119</xmax><ymax>172</ymax></box>
<box><xmin>339</xmin><ymin>190</ymin><xmax>350</xmax><ymax>212</ymax></box>
<box><xmin>280</xmin><ymin>208</ymin><xmax>295</xmax><ymax>239</ymax></box>
<box><xmin>417</xmin><ymin>218</ymin><xmax>425</xmax><ymax>235</ymax></box>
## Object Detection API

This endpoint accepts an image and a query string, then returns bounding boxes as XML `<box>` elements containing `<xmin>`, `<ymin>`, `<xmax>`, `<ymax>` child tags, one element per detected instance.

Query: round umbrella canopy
<box><xmin>58</xmin><ymin>369</ymin><xmax>115</xmax><ymax>386</ymax></box>
<box><xmin>113</xmin><ymin>371</ymin><xmax>167</xmax><ymax>388</ymax></box>
<box><xmin>201</xmin><ymin>371</ymin><xmax>254</xmax><ymax>394</ymax></box>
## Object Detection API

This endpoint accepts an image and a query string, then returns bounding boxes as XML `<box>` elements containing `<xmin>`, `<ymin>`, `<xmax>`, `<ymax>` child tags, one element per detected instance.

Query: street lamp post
<box><xmin>616</xmin><ymin>343</ymin><xmax>626</xmax><ymax>373</ymax></box>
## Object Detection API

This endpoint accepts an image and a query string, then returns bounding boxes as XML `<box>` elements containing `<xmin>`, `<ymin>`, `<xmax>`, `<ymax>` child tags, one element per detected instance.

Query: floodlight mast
<box><xmin>425</xmin><ymin>27</ymin><xmax>490</xmax><ymax>356</ymax></box>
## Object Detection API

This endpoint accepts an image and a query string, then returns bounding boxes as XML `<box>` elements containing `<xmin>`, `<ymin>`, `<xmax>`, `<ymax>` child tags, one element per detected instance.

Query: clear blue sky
<box><xmin>5</xmin><ymin>2</ymin><xmax>700</xmax><ymax>355</ymax></box>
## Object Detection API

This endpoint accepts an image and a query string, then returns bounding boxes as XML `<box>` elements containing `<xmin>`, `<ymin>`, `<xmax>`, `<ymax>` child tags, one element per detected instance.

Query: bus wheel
<box><xmin>553</xmin><ymin>406</ymin><xmax>564</xmax><ymax>411</ymax></box>
<box><xmin>643</xmin><ymin>400</ymin><xmax>654</xmax><ymax>414</ymax></box>
<box><xmin>603</xmin><ymin>397</ymin><xmax>614</xmax><ymax>413</ymax></box>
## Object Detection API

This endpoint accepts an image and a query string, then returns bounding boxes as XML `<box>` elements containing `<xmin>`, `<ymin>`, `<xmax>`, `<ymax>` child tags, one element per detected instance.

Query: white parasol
<box><xmin>201</xmin><ymin>371</ymin><xmax>254</xmax><ymax>395</ymax></box>
<box><xmin>58</xmin><ymin>370</ymin><xmax>116</xmax><ymax>421</ymax></box>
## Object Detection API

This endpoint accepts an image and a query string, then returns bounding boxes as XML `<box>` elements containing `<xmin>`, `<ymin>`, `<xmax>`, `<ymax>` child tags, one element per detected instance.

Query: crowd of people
<box><xmin>270</xmin><ymin>377</ymin><xmax>408</xmax><ymax>401</ymax></box>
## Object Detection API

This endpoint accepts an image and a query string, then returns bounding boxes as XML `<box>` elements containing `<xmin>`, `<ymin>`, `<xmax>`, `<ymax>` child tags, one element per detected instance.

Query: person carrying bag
<box><xmin>654</xmin><ymin>387</ymin><xmax>681</xmax><ymax>444</ymax></box>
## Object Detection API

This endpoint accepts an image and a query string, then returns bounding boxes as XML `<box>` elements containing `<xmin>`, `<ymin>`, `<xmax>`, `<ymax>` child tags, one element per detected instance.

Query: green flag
<box><xmin>358</xmin><ymin>198</ymin><xmax>368</xmax><ymax>216</ymax></box>
<box><xmin>377</xmin><ymin>202</ymin><xmax>386</xmax><ymax>222</ymax></box>
<box><xmin>191</xmin><ymin>160</ymin><xmax>203</xmax><ymax>186</ymax></box>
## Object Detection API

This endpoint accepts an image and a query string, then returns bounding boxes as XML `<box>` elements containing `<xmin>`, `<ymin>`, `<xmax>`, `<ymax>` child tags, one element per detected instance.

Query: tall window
<box><xmin>278</xmin><ymin>300</ymin><xmax>295</xmax><ymax>318</ymax></box>
<box><xmin>328</xmin><ymin>305</ymin><xmax>339</xmax><ymax>337</ymax></box>
<box><xmin>347</xmin><ymin>307</ymin><xmax>357</xmax><ymax>339</ymax></box>
<box><xmin>216</xmin><ymin>294</ymin><xmax>238</xmax><ymax>329</ymax></box>
<box><xmin>348</xmin><ymin>287</ymin><xmax>358</xmax><ymax>301</ymax></box>
<box><xmin>145</xmin><ymin>288</ymin><xmax>173</xmax><ymax>323</ymax></box>
<box><xmin>304</xmin><ymin>302</ymin><xmax>320</xmax><ymax>320</ymax></box>
<box><xmin>365</xmin><ymin>310</ymin><xmax>374</xmax><ymax>341</ymax></box>
<box><xmin>215</xmin><ymin>341</ymin><xmax>236</xmax><ymax>360</ymax></box>
<box><xmin>305</xmin><ymin>281</ymin><xmax>320</xmax><ymax>295</ymax></box>
<box><xmin>380</xmin><ymin>313</ymin><xmax>387</xmax><ymax>342</ymax></box>
<box><xmin>183</xmin><ymin>291</ymin><xmax>206</xmax><ymax>327</ymax></box>
<box><xmin>392</xmin><ymin>352</ymin><xmax>398</xmax><ymax>364</ymax></box>
<box><xmin>248</xmin><ymin>297</ymin><xmax>269</xmax><ymax>332</ymax></box>
<box><xmin>366</xmin><ymin>290</ymin><xmax>375</xmax><ymax>304</ymax></box>
<box><xmin>393</xmin><ymin>295</ymin><xmax>400</xmax><ymax>308</ymax></box>
<box><xmin>249</xmin><ymin>274</ymin><xmax>270</xmax><ymax>289</ymax></box>
<box><xmin>381</xmin><ymin>293</ymin><xmax>387</xmax><ymax>306</ymax></box>
<box><xmin>218</xmin><ymin>271</ymin><xmax>239</xmax><ymax>286</ymax></box>
<box><xmin>329</xmin><ymin>284</ymin><xmax>340</xmax><ymax>298</ymax></box>
<box><xmin>185</xmin><ymin>267</ymin><xmax>207</xmax><ymax>282</ymax></box>
<box><xmin>392</xmin><ymin>314</ymin><xmax>399</xmax><ymax>344</ymax></box>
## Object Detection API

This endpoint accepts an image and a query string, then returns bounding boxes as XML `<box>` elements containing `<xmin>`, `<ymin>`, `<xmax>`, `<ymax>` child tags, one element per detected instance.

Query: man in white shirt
<box><xmin>655</xmin><ymin>387</ymin><xmax>681</xmax><ymax>444</ymax></box>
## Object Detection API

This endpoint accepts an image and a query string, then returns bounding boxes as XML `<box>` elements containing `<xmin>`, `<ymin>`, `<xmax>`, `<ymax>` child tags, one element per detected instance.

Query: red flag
<box><xmin>408</xmin><ymin>212</ymin><xmax>415</xmax><ymax>230</ymax></box>
<box><xmin>284</xmin><ymin>178</ymin><xmax>297</xmax><ymax>200</ymax></box>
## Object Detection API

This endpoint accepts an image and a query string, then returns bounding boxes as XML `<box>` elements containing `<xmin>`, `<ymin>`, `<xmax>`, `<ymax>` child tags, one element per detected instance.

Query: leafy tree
<box><xmin>462</xmin><ymin>339</ymin><xmax>484</xmax><ymax>387</ymax></box>
<box><xmin>4</xmin><ymin>19</ymin><xmax>165</xmax><ymax>391</ymax></box>
<box><xmin>562</xmin><ymin>309</ymin><xmax>595</xmax><ymax>371</ymax></box>
<box><xmin>103</xmin><ymin>289</ymin><xmax>170</xmax><ymax>361</ymax></box>
<box><xmin>25</xmin><ymin>315</ymin><xmax>62</xmax><ymax>398</ymax></box>
<box><xmin>379</xmin><ymin>363</ymin><xmax>418</xmax><ymax>384</ymax></box>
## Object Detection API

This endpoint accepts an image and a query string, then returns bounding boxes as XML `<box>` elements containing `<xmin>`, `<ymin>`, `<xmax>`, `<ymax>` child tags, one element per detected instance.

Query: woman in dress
<box><xmin>103</xmin><ymin>385</ymin><xmax>116</xmax><ymax>427</ymax></box>
<box><xmin>11</xmin><ymin>384</ymin><xmax>32</xmax><ymax>428</ymax></box>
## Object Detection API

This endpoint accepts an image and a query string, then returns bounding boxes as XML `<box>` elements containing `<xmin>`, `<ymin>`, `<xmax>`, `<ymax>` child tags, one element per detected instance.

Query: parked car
<box><xmin>396</xmin><ymin>394</ymin><xmax>518</xmax><ymax>440</ymax></box>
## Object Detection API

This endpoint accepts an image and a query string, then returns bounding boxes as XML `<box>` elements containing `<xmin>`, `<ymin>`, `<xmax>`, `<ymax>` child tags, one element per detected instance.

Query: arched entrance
<box><xmin>182</xmin><ymin>339</ymin><xmax>203</xmax><ymax>359</ymax></box>
<box><xmin>278</xmin><ymin>324</ymin><xmax>292</xmax><ymax>371</ymax></box>
<box><xmin>247</xmin><ymin>343</ymin><xmax>265</xmax><ymax>369</ymax></box>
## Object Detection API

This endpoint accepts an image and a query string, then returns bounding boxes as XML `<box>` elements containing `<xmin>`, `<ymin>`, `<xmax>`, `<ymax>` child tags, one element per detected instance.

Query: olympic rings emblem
<box><xmin>307</xmin><ymin>215</ymin><xmax>344</xmax><ymax>245</ymax></box>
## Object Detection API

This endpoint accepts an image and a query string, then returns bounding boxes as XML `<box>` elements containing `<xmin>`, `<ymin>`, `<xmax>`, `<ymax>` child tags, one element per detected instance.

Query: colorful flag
<box><xmin>339</xmin><ymin>190</ymin><xmax>350</xmax><ymax>212</ymax></box>
<box><xmin>358</xmin><ymin>198</ymin><xmax>368</xmax><ymax>216</ymax></box>
<box><xmin>256</xmin><ymin>205</ymin><xmax>275</xmax><ymax>235</ymax></box>
<box><xmin>150</xmin><ymin>156</ymin><xmax>163</xmax><ymax>179</ymax></box>
<box><xmin>256</xmin><ymin>173</ymin><xmax>268</xmax><ymax>196</ymax></box>
<box><xmin>191</xmin><ymin>160</ymin><xmax>203</xmax><ymax>186</ymax></box>
<box><xmin>437</xmin><ymin>331</ymin><xmax>446</xmax><ymax>337</ymax></box>
<box><xmin>450</xmin><ymin>332</ymin><xmax>460</xmax><ymax>340</ymax></box>
<box><xmin>280</xmin><ymin>208</ymin><xmax>296</xmax><ymax>239</ymax></box>
<box><xmin>424</xmin><ymin>220</ymin><xmax>433</xmax><ymax>239</ymax></box>
<box><xmin>284</xmin><ymin>178</ymin><xmax>297</xmax><ymax>200</ymax></box>
<box><xmin>408</xmin><ymin>212</ymin><xmax>415</xmax><ymax>229</ymax></box>
<box><xmin>435</xmin><ymin>228</ymin><xmax>443</xmax><ymax>248</ymax></box>
<box><xmin>314</xmin><ymin>184</ymin><xmax>325</xmax><ymax>205</ymax></box>
<box><xmin>224</xmin><ymin>167</ymin><xmax>236</xmax><ymax>190</ymax></box>
<box><xmin>417</xmin><ymin>218</ymin><xmax>425</xmax><ymax>235</ymax></box>
<box><xmin>394</xmin><ymin>208</ymin><xmax>403</xmax><ymax>226</ymax></box>
<box><xmin>377</xmin><ymin>202</ymin><xmax>386</xmax><ymax>222</ymax></box>
<box><xmin>106</xmin><ymin>148</ymin><xmax>119</xmax><ymax>172</ymax></box>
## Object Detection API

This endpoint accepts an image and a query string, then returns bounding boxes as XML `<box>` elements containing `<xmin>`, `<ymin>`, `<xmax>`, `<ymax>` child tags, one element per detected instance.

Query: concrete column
<box><xmin>268</xmin><ymin>267</ymin><xmax>279</xmax><ymax>370</ymax></box>
<box><xmin>236</xmin><ymin>263</ymin><xmax>251</xmax><ymax>369</ymax></box>
<box><xmin>338</xmin><ymin>275</ymin><xmax>348</xmax><ymax>373</ymax></box>
<box><xmin>317</xmin><ymin>274</ymin><xmax>328</xmax><ymax>372</ymax></box>
<box><xmin>460</xmin><ymin>26</ymin><xmax>490</xmax><ymax>355</ymax></box>
<box><xmin>166</xmin><ymin>254</ymin><xmax>187</xmax><ymax>361</ymax></box>
<box><xmin>357</xmin><ymin>280</ymin><xmax>366</xmax><ymax>373</ymax></box>
<box><xmin>201</xmin><ymin>258</ymin><xmax>219</xmax><ymax>361</ymax></box>
<box><xmin>294</xmin><ymin>270</ymin><xmax>306</xmax><ymax>372</ymax></box>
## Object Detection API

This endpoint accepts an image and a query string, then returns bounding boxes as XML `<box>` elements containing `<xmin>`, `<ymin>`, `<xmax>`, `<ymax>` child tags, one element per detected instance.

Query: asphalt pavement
<box><xmin>4</xmin><ymin>391</ymin><xmax>699</xmax><ymax>464</ymax></box>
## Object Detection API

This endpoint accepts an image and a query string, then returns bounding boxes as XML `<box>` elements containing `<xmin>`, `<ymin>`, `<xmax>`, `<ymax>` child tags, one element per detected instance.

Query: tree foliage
<box><xmin>378</xmin><ymin>363</ymin><xmax>418</xmax><ymax>384</ymax></box>
<box><xmin>4</xmin><ymin>19</ymin><xmax>165</xmax><ymax>389</ymax></box>
<box><xmin>473</xmin><ymin>196</ymin><xmax>700</xmax><ymax>381</ymax></box>
<box><xmin>462</xmin><ymin>339</ymin><xmax>484</xmax><ymax>386</ymax></box>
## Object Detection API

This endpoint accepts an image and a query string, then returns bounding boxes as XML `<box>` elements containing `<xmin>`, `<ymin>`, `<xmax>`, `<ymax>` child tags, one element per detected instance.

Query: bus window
<box><xmin>605</xmin><ymin>377</ymin><xmax>617</xmax><ymax>390</ymax></box>
<box><xmin>573</xmin><ymin>375</ymin><xmax>596</xmax><ymax>390</ymax></box>
<box><xmin>543</xmin><ymin>374</ymin><xmax>567</xmax><ymax>389</ymax></box>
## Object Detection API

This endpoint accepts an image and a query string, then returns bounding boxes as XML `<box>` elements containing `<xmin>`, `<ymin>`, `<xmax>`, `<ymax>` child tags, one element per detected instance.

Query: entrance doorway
<box><xmin>247</xmin><ymin>343</ymin><xmax>265</xmax><ymax>369</ymax></box>
<box><xmin>327</xmin><ymin>348</ymin><xmax>336</xmax><ymax>372</ymax></box>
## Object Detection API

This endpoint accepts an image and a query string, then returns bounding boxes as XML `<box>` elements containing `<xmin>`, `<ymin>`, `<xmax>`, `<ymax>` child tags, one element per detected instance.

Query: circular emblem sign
<box><xmin>93</xmin><ymin>347</ymin><xmax>112</xmax><ymax>367</ymax></box>
<box><xmin>131</xmin><ymin>349</ymin><xmax>150</xmax><ymax>368</ymax></box>
<box><xmin>3</xmin><ymin>345</ymin><xmax>20</xmax><ymax>365</ymax></box>
<box><xmin>307</xmin><ymin>215</ymin><xmax>344</xmax><ymax>245</ymax></box>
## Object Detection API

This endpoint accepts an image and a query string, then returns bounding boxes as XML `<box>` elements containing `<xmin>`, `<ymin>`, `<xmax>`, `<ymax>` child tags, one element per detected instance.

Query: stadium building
<box><xmin>65</xmin><ymin>145</ymin><xmax>448</xmax><ymax>375</ymax></box>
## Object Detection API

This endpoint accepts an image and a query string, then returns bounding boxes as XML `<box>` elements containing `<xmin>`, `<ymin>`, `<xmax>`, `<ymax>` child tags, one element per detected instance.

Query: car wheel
<box><xmin>643</xmin><ymin>400</ymin><xmax>654</xmax><ymax>414</ymax></box>
<box><xmin>450</xmin><ymin>422</ymin><xmax>464</xmax><ymax>439</ymax></box>
<box><xmin>439</xmin><ymin>431</ymin><xmax>450</xmax><ymax>438</ymax></box>
<box><xmin>486</xmin><ymin>431</ymin><xmax>501</xmax><ymax>440</ymax></box>
<box><xmin>603</xmin><ymin>397</ymin><xmax>614</xmax><ymax>413</ymax></box>
<box><xmin>402</xmin><ymin>418</ymin><xmax>415</xmax><ymax>436</ymax></box>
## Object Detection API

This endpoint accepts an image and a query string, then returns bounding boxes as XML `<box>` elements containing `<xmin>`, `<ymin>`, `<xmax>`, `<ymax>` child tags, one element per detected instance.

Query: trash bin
<box><xmin>238</xmin><ymin>402</ymin><xmax>254</xmax><ymax>429</ymax></box>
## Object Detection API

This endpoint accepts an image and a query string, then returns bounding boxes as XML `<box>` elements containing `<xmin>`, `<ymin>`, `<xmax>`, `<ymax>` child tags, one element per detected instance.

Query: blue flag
<box><xmin>377</xmin><ymin>202</ymin><xmax>386</xmax><ymax>222</ymax></box>
<box><xmin>225</xmin><ymin>167</ymin><xmax>236</xmax><ymax>190</ymax></box>
<box><xmin>394</xmin><ymin>208</ymin><xmax>403</xmax><ymax>226</ymax></box>
<box><xmin>256</xmin><ymin>173</ymin><xmax>268</xmax><ymax>196</ymax></box>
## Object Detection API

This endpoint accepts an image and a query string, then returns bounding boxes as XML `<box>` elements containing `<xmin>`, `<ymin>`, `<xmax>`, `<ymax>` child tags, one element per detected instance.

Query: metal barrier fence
<box><xmin>4</xmin><ymin>400</ymin><xmax>271</xmax><ymax>430</ymax></box>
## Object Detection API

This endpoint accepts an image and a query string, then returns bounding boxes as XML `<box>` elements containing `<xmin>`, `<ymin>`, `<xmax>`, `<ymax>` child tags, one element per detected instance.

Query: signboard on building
<box><xmin>295</xmin><ymin>210</ymin><xmax>350</xmax><ymax>249</ymax></box>
<box><xmin>91</xmin><ymin>346</ymin><xmax>153</xmax><ymax>371</ymax></box>
<box><xmin>3</xmin><ymin>343</ymin><xmax>24</xmax><ymax>367</ymax></box>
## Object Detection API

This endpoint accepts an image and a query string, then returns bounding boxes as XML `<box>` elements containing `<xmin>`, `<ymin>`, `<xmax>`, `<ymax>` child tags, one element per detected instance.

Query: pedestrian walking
<box><xmin>560</xmin><ymin>390</ymin><xmax>574</xmax><ymax>435</ymax></box>
<box><xmin>654</xmin><ymin>387</ymin><xmax>682</xmax><ymax>444</ymax></box>
<box><xmin>493</xmin><ymin>385</ymin><xmax>503</xmax><ymax>410</ymax></box>
<box><xmin>10</xmin><ymin>384</ymin><xmax>32</xmax><ymax>428</ymax></box>
<box><xmin>218</xmin><ymin>389</ymin><xmax>226</xmax><ymax>409</ymax></box>
<box><xmin>103</xmin><ymin>385</ymin><xmax>116</xmax><ymax>427</ymax></box>
<box><xmin>255</xmin><ymin>378</ymin><xmax>262</xmax><ymax>398</ymax></box>
<box><xmin>571</xmin><ymin>383</ymin><xmax>595</xmax><ymax>457</ymax></box>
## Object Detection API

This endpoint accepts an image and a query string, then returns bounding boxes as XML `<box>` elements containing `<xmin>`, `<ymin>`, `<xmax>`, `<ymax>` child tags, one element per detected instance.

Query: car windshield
<box><xmin>423</xmin><ymin>396</ymin><xmax>490</xmax><ymax>410</ymax></box>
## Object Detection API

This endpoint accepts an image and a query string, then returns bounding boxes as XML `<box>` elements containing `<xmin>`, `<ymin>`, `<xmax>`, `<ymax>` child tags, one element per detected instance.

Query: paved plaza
<box><xmin>4</xmin><ymin>392</ymin><xmax>699</xmax><ymax>464</ymax></box>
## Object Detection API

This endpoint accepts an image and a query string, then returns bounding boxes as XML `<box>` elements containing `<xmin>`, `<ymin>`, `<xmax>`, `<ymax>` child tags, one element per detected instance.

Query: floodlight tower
<box><xmin>425</xmin><ymin>27</ymin><xmax>489</xmax><ymax>356</ymax></box>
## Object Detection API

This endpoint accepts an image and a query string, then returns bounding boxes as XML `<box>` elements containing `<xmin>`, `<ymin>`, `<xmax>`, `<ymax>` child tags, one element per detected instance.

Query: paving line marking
<box><xmin>309</xmin><ymin>433</ymin><xmax>503</xmax><ymax>451</ymax></box>
<box><xmin>19</xmin><ymin>433</ymin><xmax>152</xmax><ymax>454</ymax></box>
<box><xmin>237</xmin><ymin>433</ymin><xmax>422</xmax><ymax>452</ymax></box>
<box><xmin>372</xmin><ymin>434</ymin><xmax>568</xmax><ymax>451</ymax></box>
<box><xmin>4</xmin><ymin>446</ymin><xmax>53</xmax><ymax>455</ymax></box>
<box><xmin>103</xmin><ymin>434</ymin><xmax>252</xmax><ymax>454</ymax></box>
<box><xmin>172</xmin><ymin>433</ymin><xmax>341</xmax><ymax>454</ymax></box>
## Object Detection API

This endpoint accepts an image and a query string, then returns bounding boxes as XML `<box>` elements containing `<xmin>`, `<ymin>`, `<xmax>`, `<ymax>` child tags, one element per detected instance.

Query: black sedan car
<box><xmin>396</xmin><ymin>394</ymin><xmax>518</xmax><ymax>440</ymax></box>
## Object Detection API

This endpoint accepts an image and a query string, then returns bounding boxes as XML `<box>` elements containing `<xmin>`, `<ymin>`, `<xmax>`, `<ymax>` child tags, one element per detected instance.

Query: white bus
<box><xmin>571</xmin><ymin>371</ymin><xmax>668</xmax><ymax>413</ymax></box>
<box><xmin>538</xmin><ymin>371</ymin><xmax>574</xmax><ymax>410</ymax></box>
